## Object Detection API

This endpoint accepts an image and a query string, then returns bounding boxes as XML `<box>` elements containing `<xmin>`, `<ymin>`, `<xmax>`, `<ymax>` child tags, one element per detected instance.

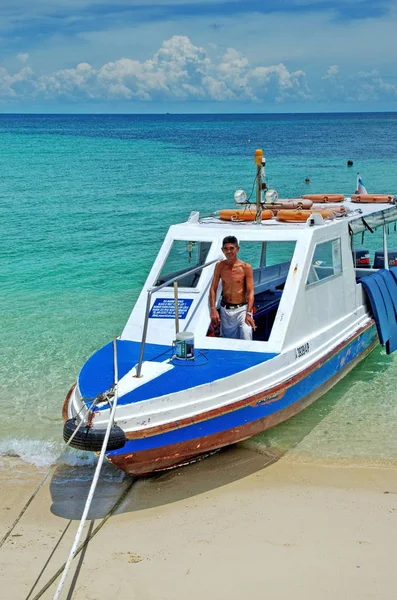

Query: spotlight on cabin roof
<box><xmin>265</xmin><ymin>189</ymin><xmax>279</xmax><ymax>203</ymax></box>
<box><xmin>234</xmin><ymin>189</ymin><xmax>247</xmax><ymax>204</ymax></box>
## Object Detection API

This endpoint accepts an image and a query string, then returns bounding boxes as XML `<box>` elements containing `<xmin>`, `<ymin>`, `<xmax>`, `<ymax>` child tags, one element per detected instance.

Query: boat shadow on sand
<box><xmin>49</xmin><ymin>345</ymin><xmax>393</xmax><ymax>521</ymax></box>
<box><xmin>49</xmin><ymin>444</ymin><xmax>281</xmax><ymax>521</ymax></box>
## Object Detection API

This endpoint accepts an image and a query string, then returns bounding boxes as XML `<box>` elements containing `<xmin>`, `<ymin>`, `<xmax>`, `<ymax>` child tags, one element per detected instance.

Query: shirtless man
<box><xmin>209</xmin><ymin>236</ymin><xmax>256</xmax><ymax>340</ymax></box>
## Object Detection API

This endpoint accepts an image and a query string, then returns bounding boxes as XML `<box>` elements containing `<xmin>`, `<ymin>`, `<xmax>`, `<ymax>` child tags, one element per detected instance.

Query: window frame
<box><xmin>306</xmin><ymin>237</ymin><xmax>343</xmax><ymax>287</ymax></box>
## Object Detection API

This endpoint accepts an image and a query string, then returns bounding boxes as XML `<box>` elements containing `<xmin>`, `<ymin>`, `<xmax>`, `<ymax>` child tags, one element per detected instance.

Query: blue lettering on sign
<box><xmin>149</xmin><ymin>298</ymin><xmax>193</xmax><ymax>319</ymax></box>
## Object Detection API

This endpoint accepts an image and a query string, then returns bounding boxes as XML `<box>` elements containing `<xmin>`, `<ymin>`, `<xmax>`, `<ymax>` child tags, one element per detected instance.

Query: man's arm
<box><xmin>209</xmin><ymin>262</ymin><xmax>222</xmax><ymax>325</ymax></box>
<box><xmin>244</xmin><ymin>264</ymin><xmax>256</xmax><ymax>329</ymax></box>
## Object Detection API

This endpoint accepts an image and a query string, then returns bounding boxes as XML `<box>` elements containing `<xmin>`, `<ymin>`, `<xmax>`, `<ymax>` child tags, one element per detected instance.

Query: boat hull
<box><xmin>102</xmin><ymin>322</ymin><xmax>378</xmax><ymax>475</ymax></box>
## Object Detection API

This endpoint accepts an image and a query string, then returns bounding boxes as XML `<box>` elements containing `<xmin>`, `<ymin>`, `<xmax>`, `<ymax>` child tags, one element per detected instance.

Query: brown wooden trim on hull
<box><xmin>108</xmin><ymin>338</ymin><xmax>377</xmax><ymax>476</ymax></box>
<box><xmin>62</xmin><ymin>383</ymin><xmax>76</xmax><ymax>421</ymax></box>
<box><xmin>124</xmin><ymin>320</ymin><xmax>376</xmax><ymax>440</ymax></box>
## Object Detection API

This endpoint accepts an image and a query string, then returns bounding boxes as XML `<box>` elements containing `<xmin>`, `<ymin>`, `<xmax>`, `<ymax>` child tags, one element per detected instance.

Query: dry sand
<box><xmin>1</xmin><ymin>445</ymin><xmax>397</xmax><ymax>600</ymax></box>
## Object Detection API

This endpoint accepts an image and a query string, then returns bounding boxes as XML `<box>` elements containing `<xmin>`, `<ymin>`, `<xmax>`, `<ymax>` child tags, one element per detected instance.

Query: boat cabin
<box><xmin>121</xmin><ymin>199</ymin><xmax>397</xmax><ymax>358</ymax></box>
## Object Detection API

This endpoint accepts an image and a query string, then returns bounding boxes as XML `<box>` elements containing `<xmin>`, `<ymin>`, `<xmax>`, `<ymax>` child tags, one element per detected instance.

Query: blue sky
<box><xmin>1</xmin><ymin>0</ymin><xmax>397</xmax><ymax>113</ymax></box>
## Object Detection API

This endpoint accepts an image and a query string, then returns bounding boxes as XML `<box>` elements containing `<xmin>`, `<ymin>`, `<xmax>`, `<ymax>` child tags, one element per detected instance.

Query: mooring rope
<box><xmin>28</xmin><ymin>476</ymin><xmax>135</xmax><ymax>600</ymax></box>
<box><xmin>52</xmin><ymin>337</ymin><xmax>120</xmax><ymax>600</ymax></box>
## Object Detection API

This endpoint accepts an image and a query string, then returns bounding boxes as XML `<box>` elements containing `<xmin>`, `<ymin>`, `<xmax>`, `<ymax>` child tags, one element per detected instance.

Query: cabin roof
<box><xmin>174</xmin><ymin>198</ymin><xmax>397</xmax><ymax>238</ymax></box>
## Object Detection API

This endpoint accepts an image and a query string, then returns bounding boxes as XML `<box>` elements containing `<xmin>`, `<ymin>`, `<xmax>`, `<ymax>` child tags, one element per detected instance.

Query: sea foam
<box><xmin>0</xmin><ymin>438</ymin><xmax>98</xmax><ymax>470</ymax></box>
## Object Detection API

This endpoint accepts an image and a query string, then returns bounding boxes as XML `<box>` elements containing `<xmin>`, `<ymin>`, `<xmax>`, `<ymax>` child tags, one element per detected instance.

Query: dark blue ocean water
<box><xmin>2</xmin><ymin>112</ymin><xmax>397</xmax><ymax>469</ymax></box>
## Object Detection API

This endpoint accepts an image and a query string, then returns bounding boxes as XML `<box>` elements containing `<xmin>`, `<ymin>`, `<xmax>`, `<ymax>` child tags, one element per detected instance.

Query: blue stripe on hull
<box><xmin>107</xmin><ymin>323</ymin><xmax>377</xmax><ymax>457</ymax></box>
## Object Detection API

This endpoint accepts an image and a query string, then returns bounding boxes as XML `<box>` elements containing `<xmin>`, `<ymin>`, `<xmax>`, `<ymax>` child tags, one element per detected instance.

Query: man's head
<box><xmin>222</xmin><ymin>236</ymin><xmax>239</xmax><ymax>261</ymax></box>
<box><xmin>222</xmin><ymin>236</ymin><xmax>239</xmax><ymax>247</ymax></box>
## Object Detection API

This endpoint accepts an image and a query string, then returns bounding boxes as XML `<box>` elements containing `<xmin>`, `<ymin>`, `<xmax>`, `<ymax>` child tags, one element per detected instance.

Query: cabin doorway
<box><xmin>208</xmin><ymin>240</ymin><xmax>296</xmax><ymax>342</ymax></box>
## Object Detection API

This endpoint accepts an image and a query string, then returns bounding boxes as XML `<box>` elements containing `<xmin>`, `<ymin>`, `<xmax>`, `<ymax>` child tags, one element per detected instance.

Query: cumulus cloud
<box><xmin>0</xmin><ymin>35</ymin><xmax>312</xmax><ymax>105</ymax></box>
<box><xmin>353</xmin><ymin>69</ymin><xmax>397</xmax><ymax>101</ymax></box>
<box><xmin>322</xmin><ymin>65</ymin><xmax>339</xmax><ymax>80</ymax></box>
<box><xmin>6</xmin><ymin>34</ymin><xmax>393</xmax><ymax>107</ymax></box>
<box><xmin>35</xmin><ymin>62</ymin><xmax>97</xmax><ymax>99</ymax></box>
<box><xmin>0</xmin><ymin>66</ymin><xmax>35</xmax><ymax>97</ymax></box>
<box><xmin>1</xmin><ymin>35</ymin><xmax>396</xmax><ymax>110</ymax></box>
<box><xmin>320</xmin><ymin>64</ymin><xmax>397</xmax><ymax>103</ymax></box>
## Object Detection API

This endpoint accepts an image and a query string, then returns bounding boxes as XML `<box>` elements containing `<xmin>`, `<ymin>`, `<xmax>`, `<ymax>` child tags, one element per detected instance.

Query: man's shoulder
<box><xmin>237</xmin><ymin>259</ymin><xmax>253</xmax><ymax>270</ymax></box>
<box><xmin>217</xmin><ymin>259</ymin><xmax>228</xmax><ymax>268</ymax></box>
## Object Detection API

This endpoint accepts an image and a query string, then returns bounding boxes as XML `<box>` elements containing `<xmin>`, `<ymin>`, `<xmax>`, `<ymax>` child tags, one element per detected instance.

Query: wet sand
<box><xmin>1</xmin><ymin>446</ymin><xmax>397</xmax><ymax>600</ymax></box>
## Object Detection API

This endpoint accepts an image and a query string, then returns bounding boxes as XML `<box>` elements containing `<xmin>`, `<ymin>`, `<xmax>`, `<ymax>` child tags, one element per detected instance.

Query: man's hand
<box><xmin>245</xmin><ymin>314</ymin><xmax>256</xmax><ymax>331</ymax></box>
<box><xmin>210</xmin><ymin>307</ymin><xmax>220</xmax><ymax>326</ymax></box>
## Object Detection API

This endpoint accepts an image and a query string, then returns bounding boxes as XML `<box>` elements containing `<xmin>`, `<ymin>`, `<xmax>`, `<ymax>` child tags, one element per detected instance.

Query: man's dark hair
<box><xmin>222</xmin><ymin>235</ymin><xmax>239</xmax><ymax>247</ymax></box>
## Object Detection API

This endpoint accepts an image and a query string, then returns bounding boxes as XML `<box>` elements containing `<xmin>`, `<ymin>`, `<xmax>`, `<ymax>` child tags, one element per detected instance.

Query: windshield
<box><xmin>155</xmin><ymin>240</ymin><xmax>212</xmax><ymax>288</ymax></box>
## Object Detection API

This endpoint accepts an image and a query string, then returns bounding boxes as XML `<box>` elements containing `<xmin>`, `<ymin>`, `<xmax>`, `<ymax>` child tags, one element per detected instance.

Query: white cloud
<box><xmin>0</xmin><ymin>35</ymin><xmax>313</xmax><ymax>105</ymax></box>
<box><xmin>211</xmin><ymin>48</ymin><xmax>311</xmax><ymax>103</ymax></box>
<box><xmin>319</xmin><ymin>65</ymin><xmax>397</xmax><ymax>103</ymax></box>
<box><xmin>249</xmin><ymin>65</ymin><xmax>310</xmax><ymax>102</ymax></box>
<box><xmin>353</xmin><ymin>69</ymin><xmax>397</xmax><ymax>101</ymax></box>
<box><xmin>34</xmin><ymin>62</ymin><xmax>96</xmax><ymax>98</ymax></box>
<box><xmin>0</xmin><ymin>66</ymin><xmax>35</xmax><ymax>97</ymax></box>
<box><xmin>1</xmin><ymin>34</ymin><xmax>397</xmax><ymax>109</ymax></box>
<box><xmin>322</xmin><ymin>65</ymin><xmax>339</xmax><ymax>80</ymax></box>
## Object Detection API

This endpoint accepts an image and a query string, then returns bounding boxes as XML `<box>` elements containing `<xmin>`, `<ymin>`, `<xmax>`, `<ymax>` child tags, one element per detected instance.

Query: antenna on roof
<box><xmin>254</xmin><ymin>149</ymin><xmax>266</xmax><ymax>223</ymax></box>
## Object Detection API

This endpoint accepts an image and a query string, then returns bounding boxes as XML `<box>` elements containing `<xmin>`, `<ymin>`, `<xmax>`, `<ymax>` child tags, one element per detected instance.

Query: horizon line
<box><xmin>1</xmin><ymin>110</ymin><xmax>397</xmax><ymax>116</ymax></box>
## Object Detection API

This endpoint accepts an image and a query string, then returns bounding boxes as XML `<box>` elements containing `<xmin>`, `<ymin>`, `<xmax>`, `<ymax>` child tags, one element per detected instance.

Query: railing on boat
<box><xmin>135</xmin><ymin>259</ymin><xmax>218</xmax><ymax>378</ymax></box>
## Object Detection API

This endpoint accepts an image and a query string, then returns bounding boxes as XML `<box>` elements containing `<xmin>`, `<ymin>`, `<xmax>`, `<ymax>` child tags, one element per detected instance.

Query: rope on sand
<box><xmin>26</xmin><ymin>476</ymin><xmax>136</xmax><ymax>600</ymax></box>
<box><xmin>52</xmin><ymin>337</ymin><xmax>121</xmax><ymax>600</ymax></box>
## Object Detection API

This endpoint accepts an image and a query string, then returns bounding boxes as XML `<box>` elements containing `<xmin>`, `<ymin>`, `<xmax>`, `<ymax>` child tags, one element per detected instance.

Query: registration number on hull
<box><xmin>295</xmin><ymin>342</ymin><xmax>310</xmax><ymax>359</ymax></box>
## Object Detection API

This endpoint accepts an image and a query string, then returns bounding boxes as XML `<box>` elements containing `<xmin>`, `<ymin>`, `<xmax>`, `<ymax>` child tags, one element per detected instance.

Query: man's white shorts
<box><xmin>220</xmin><ymin>305</ymin><xmax>253</xmax><ymax>340</ymax></box>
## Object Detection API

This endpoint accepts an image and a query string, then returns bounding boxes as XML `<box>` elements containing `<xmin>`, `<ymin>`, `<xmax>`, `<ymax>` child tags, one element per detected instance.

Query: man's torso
<box><xmin>219</xmin><ymin>260</ymin><xmax>247</xmax><ymax>304</ymax></box>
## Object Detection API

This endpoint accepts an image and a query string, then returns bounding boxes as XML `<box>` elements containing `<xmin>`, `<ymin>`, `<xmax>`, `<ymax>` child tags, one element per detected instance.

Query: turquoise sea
<box><xmin>2</xmin><ymin>112</ymin><xmax>397</xmax><ymax>473</ymax></box>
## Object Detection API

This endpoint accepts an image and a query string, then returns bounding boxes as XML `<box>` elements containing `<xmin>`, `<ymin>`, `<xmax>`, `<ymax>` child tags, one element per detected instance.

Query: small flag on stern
<box><xmin>356</xmin><ymin>173</ymin><xmax>368</xmax><ymax>195</ymax></box>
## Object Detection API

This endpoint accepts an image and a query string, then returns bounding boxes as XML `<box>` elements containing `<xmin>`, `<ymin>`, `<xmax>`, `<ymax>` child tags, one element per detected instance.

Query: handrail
<box><xmin>135</xmin><ymin>258</ymin><xmax>218</xmax><ymax>378</ymax></box>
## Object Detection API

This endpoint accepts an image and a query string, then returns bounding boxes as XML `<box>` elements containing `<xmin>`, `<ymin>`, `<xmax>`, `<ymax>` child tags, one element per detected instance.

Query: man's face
<box><xmin>222</xmin><ymin>243</ymin><xmax>239</xmax><ymax>260</ymax></box>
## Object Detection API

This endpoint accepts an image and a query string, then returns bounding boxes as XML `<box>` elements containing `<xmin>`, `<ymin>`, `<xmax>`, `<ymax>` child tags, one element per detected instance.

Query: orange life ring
<box><xmin>302</xmin><ymin>194</ymin><xmax>345</xmax><ymax>203</ymax></box>
<box><xmin>276</xmin><ymin>210</ymin><xmax>312</xmax><ymax>222</ymax></box>
<box><xmin>219</xmin><ymin>208</ymin><xmax>273</xmax><ymax>221</ymax></box>
<box><xmin>351</xmin><ymin>194</ymin><xmax>393</xmax><ymax>203</ymax></box>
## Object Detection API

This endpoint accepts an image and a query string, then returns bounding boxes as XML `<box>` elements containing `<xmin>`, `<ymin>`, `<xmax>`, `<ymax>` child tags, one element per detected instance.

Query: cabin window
<box><xmin>262</xmin><ymin>241</ymin><xmax>296</xmax><ymax>268</ymax></box>
<box><xmin>155</xmin><ymin>240</ymin><xmax>211</xmax><ymax>288</ymax></box>
<box><xmin>238</xmin><ymin>240</ymin><xmax>296</xmax><ymax>289</ymax></box>
<box><xmin>238</xmin><ymin>241</ymin><xmax>296</xmax><ymax>269</ymax></box>
<box><xmin>238</xmin><ymin>242</ymin><xmax>262</xmax><ymax>269</ymax></box>
<box><xmin>306</xmin><ymin>238</ymin><xmax>342</xmax><ymax>285</ymax></box>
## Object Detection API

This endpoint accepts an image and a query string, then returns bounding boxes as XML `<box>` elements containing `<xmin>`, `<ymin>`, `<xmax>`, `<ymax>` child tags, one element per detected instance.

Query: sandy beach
<box><xmin>1</xmin><ymin>444</ymin><xmax>397</xmax><ymax>600</ymax></box>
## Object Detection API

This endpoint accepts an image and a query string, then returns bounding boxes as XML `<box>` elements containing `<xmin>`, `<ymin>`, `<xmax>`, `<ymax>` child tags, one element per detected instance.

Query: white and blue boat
<box><xmin>63</xmin><ymin>150</ymin><xmax>397</xmax><ymax>475</ymax></box>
